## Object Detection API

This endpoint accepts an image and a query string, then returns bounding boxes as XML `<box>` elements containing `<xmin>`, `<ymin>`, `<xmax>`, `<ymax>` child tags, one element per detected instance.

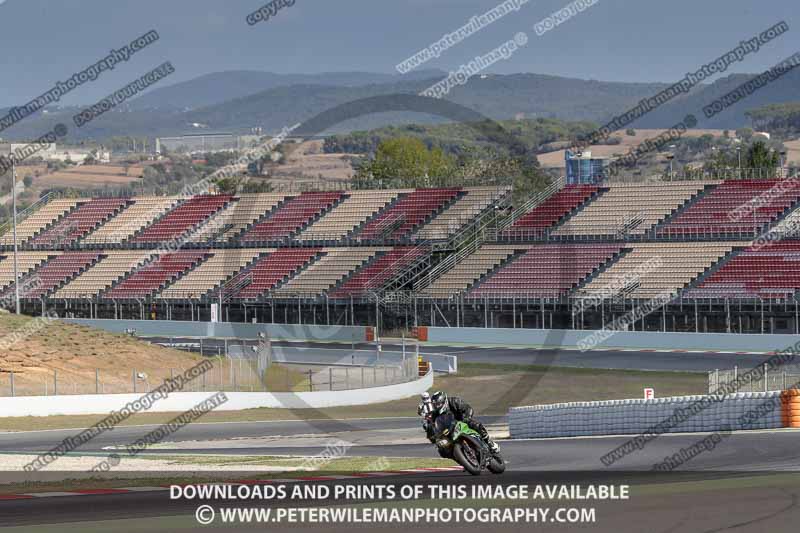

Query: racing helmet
<box><xmin>431</xmin><ymin>391</ymin><xmax>448</xmax><ymax>414</ymax></box>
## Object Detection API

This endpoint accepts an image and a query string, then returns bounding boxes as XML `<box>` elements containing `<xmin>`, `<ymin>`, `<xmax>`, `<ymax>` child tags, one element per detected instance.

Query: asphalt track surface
<box><xmin>2</xmin><ymin>417</ymin><xmax>800</xmax><ymax>530</ymax></box>
<box><xmin>2</xmin><ymin>416</ymin><xmax>797</xmax><ymax>471</ymax></box>
<box><xmin>147</xmin><ymin>338</ymin><xmax>772</xmax><ymax>372</ymax></box>
<box><xmin>0</xmin><ymin>342</ymin><xmax>789</xmax><ymax>530</ymax></box>
<box><xmin>2</xmin><ymin>422</ymin><xmax>800</xmax><ymax>531</ymax></box>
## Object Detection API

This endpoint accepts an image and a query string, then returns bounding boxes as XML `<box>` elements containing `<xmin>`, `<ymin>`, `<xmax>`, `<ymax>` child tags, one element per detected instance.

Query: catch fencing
<box><xmin>708</xmin><ymin>364</ymin><xmax>800</xmax><ymax>393</ymax></box>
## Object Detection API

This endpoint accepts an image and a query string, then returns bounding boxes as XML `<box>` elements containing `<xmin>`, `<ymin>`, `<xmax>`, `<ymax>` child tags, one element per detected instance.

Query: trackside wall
<box><xmin>0</xmin><ymin>369</ymin><xmax>433</xmax><ymax>417</ymax></box>
<box><xmin>422</xmin><ymin>327</ymin><xmax>795</xmax><ymax>353</ymax></box>
<box><xmin>64</xmin><ymin>319</ymin><xmax>369</xmax><ymax>343</ymax></box>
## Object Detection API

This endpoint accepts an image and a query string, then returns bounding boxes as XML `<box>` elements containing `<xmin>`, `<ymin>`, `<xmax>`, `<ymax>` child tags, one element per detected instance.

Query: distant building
<box><xmin>565</xmin><ymin>150</ymin><xmax>607</xmax><ymax>184</ymax></box>
<box><xmin>48</xmin><ymin>149</ymin><xmax>110</xmax><ymax>164</ymax></box>
<box><xmin>0</xmin><ymin>143</ymin><xmax>58</xmax><ymax>158</ymax></box>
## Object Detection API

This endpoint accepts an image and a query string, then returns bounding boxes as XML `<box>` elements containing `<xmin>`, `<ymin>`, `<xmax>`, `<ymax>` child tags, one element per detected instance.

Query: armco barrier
<box><xmin>509</xmin><ymin>391</ymin><xmax>785</xmax><ymax>439</ymax></box>
<box><xmin>422</xmin><ymin>326</ymin><xmax>795</xmax><ymax>353</ymax></box>
<box><xmin>0</xmin><ymin>368</ymin><xmax>434</xmax><ymax>417</ymax></box>
<box><xmin>64</xmin><ymin>319</ymin><xmax>368</xmax><ymax>343</ymax></box>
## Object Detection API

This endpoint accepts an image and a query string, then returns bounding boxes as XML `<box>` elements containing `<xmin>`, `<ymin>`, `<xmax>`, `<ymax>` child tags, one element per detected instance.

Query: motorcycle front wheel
<box><xmin>487</xmin><ymin>453</ymin><xmax>506</xmax><ymax>474</ymax></box>
<box><xmin>453</xmin><ymin>441</ymin><xmax>482</xmax><ymax>476</ymax></box>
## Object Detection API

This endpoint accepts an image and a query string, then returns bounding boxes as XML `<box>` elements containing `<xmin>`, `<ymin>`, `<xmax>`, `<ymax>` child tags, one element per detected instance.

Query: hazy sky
<box><xmin>0</xmin><ymin>0</ymin><xmax>796</xmax><ymax>106</ymax></box>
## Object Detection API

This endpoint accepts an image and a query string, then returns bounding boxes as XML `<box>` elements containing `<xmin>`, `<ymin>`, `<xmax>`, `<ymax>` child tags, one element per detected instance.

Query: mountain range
<box><xmin>1</xmin><ymin>68</ymin><xmax>797</xmax><ymax>142</ymax></box>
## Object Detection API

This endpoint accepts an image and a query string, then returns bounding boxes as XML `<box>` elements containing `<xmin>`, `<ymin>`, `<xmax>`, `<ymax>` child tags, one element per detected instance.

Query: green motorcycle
<box><xmin>432</xmin><ymin>412</ymin><xmax>505</xmax><ymax>476</ymax></box>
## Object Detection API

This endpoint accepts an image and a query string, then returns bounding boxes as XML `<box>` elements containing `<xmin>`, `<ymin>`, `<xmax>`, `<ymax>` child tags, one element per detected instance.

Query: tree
<box><xmin>22</xmin><ymin>175</ymin><xmax>33</xmax><ymax>188</ymax></box>
<box><xmin>241</xmin><ymin>179</ymin><xmax>274</xmax><ymax>193</ymax></box>
<box><xmin>354</xmin><ymin>137</ymin><xmax>456</xmax><ymax>188</ymax></box>
<box><xmin>625</xmin><ymin>128</ymin><xmax>636</xmax><ymax>136</ymax></box>
<box><xmin>745</xmin><ymin>140</ymin><xmax>780</xmax><ymax>176</ymax></box>
<box><xmin>215</xmin><ymin>176</ymin><xmax>243</xmax><ymax>194</ymax></box>
<box><xmin>736</xmin><ymin>128</ymin><xmax>754</xmax><ymax>142</ymax></box>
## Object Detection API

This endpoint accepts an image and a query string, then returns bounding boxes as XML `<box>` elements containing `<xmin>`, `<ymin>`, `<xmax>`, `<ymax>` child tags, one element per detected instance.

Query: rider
<box><xmin>417</xmin><ymin>391</ymin><xmax>435</xmax><ymax>440</ymax></box>
<box><xmin>419</xmin><ymin>391</ymin><xmax>499</xmax><ymax>453</ymax></box>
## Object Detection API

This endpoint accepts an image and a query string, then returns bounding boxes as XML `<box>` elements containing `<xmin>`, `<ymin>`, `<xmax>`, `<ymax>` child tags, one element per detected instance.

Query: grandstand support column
<box><xmin>374</xmin><ymin>299</ymin><xmax>379</xmax><ymax>335</ymax></box>
<box><xmin>761</xmin><ymin>299</ymin><xmax>765</xmax><ymax>334</ymax></box>
<box><xmin>725</xmin><ymin>299</ymin><xmax>731</xmax><ymax>333</ymax></box>
<box><xmin>695</xmin><ymin>300</ymin><xmax>699</xmax><ymax>333</ymax></box>
<box><xmin>298</xmin><ymin>297</ymin><xmax>302</xmax><ymax>325</ymax></box>
<box><xmin>485</xmin><ymin>298</ymin><xmax>489</xmax><ymax>328</ymax></box>
<box><xmin>601</xmin><ymin>301</ymin><xmax>605</xmax><ymax>329</ymax></box>
<box><xmin>662</xmin><ymin>306</ymin><xmax>666</xmax><ymax>332</ymax></box>
<box><xmin>413</xmin><ymin>296</ymin><xmax>418</xmax><ymax>328</ymax></box>
<box><xmin>540</xmin><ymin>299</ymin><xmax>544</xmax><ymax>330</ymax></box>
<box><xmin>512</xmin><ymin>298</ymin><xmax>516</xmax><ymax>328</ymax></box>
<box><xmin>325</xmin><ymin>296</ymin><xmax>330</xmax><ymax>325</ymax></box>
<box><xmin>795</xmin><ymin>301</ymin><xmax>798</xmax><ymax>334</ymax></box>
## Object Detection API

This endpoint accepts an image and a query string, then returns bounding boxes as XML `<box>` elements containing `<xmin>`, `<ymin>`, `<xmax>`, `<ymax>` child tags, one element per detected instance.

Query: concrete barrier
<box><xmin>423</xmin><ymin>327</ymin><xmax>797</xmax><ymax>353</ymax></box>
<box><xmin>224</xmin><ymin>345</ymin><xmax>458</xmax><ymax>374</ymax></box>
<box><xmin>0</xmin><ymin>369</ymin><xmax>433</xmax><ymax>417</ymax></box>
<box><xmin>64</xmin><ymin>319</ymin><xmax>368</xmax><ymax>343</ymax></box>
<box><xmin>509</xmin><ymin>391</ymin><xmax>783</xmax><ymax>439</ymax></box>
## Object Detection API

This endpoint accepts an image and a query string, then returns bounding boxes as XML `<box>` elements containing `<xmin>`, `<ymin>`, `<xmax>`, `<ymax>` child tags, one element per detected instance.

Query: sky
<box><xmin>0</xmin><ymin>0</ymin><xmax>796</xmax><ymax>107</ymax></box>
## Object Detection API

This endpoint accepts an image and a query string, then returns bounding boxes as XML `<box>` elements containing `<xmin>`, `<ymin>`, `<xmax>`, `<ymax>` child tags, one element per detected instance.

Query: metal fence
<box><xmin>0</xmin><ymin>337</ymin><xmax>418</xmax><ymax>397</ymax></box>
<box><xmin>707</xmin><ymin>364</ymin><xmax>800</xmax><ymax>394</ymax></box>
<box><xmin>303</xmin><ymin>357</ymin><xmax>419</xmax><ymax>392</ymax></box>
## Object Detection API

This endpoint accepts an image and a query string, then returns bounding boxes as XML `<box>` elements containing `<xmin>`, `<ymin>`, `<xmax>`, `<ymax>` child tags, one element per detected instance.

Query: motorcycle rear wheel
<box><xmin>453</xmin><ymin>441</ymin><xmax>482</xmax><ymax>476</ymax></box>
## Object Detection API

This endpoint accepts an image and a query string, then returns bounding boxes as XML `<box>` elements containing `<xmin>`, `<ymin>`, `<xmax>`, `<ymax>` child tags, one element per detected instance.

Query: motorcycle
<box><xmin>432</xmin><ymin>411</ymin><xmax>505</xmax><ymax>476</ymax></box>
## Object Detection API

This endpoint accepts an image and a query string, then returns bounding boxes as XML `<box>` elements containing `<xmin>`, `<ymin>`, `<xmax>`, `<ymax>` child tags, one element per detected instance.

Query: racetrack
<box><xmin>148</xmin><ymin>338</ymin><xmax>771</xmax><ymax>372</ymax></box>
<box><xmin>1</xmin><ymin>415</ymin><xmax>797</xmax><ymax>471</ymax></box>
<box><xmin>0</xmin><ymin>342</ymin><xmax>790</xmax><ymax>530</ymax></box>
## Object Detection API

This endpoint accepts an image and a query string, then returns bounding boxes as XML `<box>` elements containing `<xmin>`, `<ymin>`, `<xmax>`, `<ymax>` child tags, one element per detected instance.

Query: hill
<box><xmin>126</xmin><ymin>69</ymin><xmax>447</xmax><ymax>112</ymax></box>
<box><xmin>0</xmin><ymin>314</ymin><xmax>215</xmax><ymax>396</ymax></box>
<box><xmin>2</xmin><ymin>69</ymin><xmax>799</xmax><ymax>142</ymax></box>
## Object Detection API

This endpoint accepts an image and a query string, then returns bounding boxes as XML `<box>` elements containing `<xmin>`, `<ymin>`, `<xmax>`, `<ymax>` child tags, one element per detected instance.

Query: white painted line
<box><xmin>26</xmin><ymin>492</ymin><xmax>82</xmax><ymax>498</ymax></box>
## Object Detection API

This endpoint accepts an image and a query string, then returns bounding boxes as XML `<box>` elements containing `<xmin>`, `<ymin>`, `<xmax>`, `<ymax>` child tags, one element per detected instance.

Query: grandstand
<box><xmin>2</xmin><ymin>178</ymin><xmax>800</xmax><ymax>334</ymax></box>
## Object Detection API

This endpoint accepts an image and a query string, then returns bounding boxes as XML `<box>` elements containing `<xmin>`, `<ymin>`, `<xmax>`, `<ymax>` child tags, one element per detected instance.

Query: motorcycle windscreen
<box><xmin>433</xmin><ymin>412</ymin><xmax>456</xmax><ymax>438</ymax></box>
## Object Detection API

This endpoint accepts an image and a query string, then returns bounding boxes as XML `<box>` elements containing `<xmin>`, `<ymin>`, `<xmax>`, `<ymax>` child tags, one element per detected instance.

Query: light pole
<box><xmin>11</xmin><ymin>160</ymin><xmax>19</xmax><ymax>314</ymax></box>
<box><xmin>666</xmin><ymin>145</ymin><xmax>676</xmax><ymax>181</ymax></box>
<box><xmin>736</xmin><ymin>146</ymin><xmax>742</xmax><ymax>180</ymax></box>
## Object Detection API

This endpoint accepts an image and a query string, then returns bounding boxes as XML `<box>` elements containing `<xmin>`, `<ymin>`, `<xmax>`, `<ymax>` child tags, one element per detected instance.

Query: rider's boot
<box><xmin>486</xmin><ymin>438</ymin><xmax>499</xmax><ymax>454</ymax></box>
